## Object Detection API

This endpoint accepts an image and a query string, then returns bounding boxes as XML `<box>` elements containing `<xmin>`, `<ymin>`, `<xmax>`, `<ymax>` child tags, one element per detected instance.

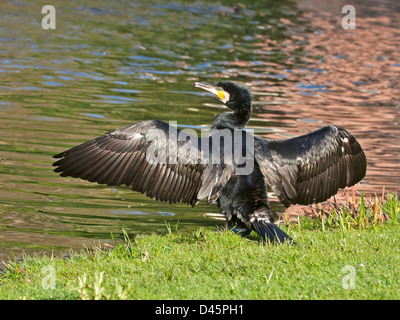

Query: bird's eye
<box><xmin>218</xmin><ymin>87</ymin><xmax>223</xmax><ymax>91</ymax></box>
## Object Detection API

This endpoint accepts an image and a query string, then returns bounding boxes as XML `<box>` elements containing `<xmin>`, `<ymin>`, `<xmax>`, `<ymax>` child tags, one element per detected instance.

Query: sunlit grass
<box><xmin>0</xmin><ymin>192</ymin><xmax>399</xmax><ymax>300</ymax></box>
<box><xmin>285</xmin><ymin>190</ymin><xmax>399</xmax><ymax>235</ymax></box>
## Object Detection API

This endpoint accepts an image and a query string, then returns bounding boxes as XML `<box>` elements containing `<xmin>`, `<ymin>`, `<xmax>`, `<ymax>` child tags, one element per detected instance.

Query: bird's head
<box><xmin>193</xmin><ymin>81</ymin><xmax>252</xmax><ymax>114</ymax></box>
<box><xmin>193</xmin><ymin>81</ymin><xmax>253</xmax><ymax>129</ymax></box>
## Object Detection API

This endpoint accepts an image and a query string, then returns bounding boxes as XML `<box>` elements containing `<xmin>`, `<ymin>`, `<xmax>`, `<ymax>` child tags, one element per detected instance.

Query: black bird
<box><xmin>53</xmin><ymin>81</ymin><xmax>367</xmax><ymax>243</ymax></box>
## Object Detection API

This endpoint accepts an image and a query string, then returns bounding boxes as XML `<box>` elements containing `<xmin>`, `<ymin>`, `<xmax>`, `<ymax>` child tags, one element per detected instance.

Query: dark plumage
<box><xmin>53</xmin><ymin>81</ymin><xmax>367</xmax><ymax>243</ymax></box>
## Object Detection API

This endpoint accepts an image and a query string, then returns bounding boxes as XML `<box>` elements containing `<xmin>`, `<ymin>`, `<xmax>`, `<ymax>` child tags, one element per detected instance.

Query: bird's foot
<box><xmin>229</xmin><ymin>227</ymin><xmax>252</xmax><ymax>237</ymax></box>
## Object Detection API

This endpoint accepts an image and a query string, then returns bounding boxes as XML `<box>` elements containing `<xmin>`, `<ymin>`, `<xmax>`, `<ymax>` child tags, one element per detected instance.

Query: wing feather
<box><xmin>53</xmin><ymin>120</ymin><xmax>235</xmax><ymax>206</ymax></box>
<box><xmin>256</xmin><ymin>125</ymin><xmax>366</xmax><ymax>206</ymax></box>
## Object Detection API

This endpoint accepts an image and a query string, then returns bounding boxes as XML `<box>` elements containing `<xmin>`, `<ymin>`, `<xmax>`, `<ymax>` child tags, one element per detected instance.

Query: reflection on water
<box><xmin>247</xmin><ymin>0</ymin><xmax>400</xmax><ymax>215</ymax></box>
<box><xmin>0</xmin><ymin>0</ymin><xmax>399</xmax><ymax>260</ymax></box>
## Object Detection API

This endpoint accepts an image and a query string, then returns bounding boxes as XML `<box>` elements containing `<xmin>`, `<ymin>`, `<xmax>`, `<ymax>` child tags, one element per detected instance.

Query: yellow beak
<box><xmin>193</xmin><ymin>82</ymin><xmax>227</xmax><ymax>102</ymax></box>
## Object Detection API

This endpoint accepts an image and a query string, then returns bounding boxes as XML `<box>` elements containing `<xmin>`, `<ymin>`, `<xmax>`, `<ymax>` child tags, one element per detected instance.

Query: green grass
<box><xmin>0</xmin><ymin>193</ymin><xmax>399</xmax><ymax>300</ymax></box>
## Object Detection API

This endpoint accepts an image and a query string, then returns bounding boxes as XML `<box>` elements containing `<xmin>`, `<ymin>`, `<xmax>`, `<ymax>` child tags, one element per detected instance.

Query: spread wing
<box><xmin>53</xmin><ymin>120</ymin><xmax>234</xmax><ymax>207</ymax></box>
<box><xmin>255</xmin><ymin>125</ymin><xmax>367</xmax><ymax>207</ymax></box>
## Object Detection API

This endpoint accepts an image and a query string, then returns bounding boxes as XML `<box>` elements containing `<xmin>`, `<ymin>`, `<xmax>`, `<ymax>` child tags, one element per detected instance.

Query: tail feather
<box><xmin>253</xmin><ymin>220</ymin><xmax>295</xmax><ymax>244</ymax></box>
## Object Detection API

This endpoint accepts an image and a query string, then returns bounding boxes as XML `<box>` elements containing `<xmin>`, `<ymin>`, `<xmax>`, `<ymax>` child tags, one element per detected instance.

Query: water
<box><xmin>0</xmin><ymin>0</ymin><xmax>399</xmax><ymax>261</ymax></box>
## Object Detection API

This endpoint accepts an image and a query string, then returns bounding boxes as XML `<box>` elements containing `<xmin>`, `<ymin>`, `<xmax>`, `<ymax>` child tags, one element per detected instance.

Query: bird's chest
<box><xmin>217</xmin><ymin>173</ymin><xmax>265</xmax><ymax>219</ymax></box>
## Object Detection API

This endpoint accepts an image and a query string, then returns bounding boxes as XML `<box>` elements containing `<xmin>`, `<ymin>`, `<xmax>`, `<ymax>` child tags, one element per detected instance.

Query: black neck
<box><xmin>212</xmin><ymin>109</ymin><xmax>251</xmax><ymax>130</ymax></box>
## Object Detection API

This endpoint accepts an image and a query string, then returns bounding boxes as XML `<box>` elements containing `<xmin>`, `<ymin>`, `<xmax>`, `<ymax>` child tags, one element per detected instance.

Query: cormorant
<box><xmin>53</xmin><ymin>81</ymin><xmax>367</xmax><ymax>243</ymax></box>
